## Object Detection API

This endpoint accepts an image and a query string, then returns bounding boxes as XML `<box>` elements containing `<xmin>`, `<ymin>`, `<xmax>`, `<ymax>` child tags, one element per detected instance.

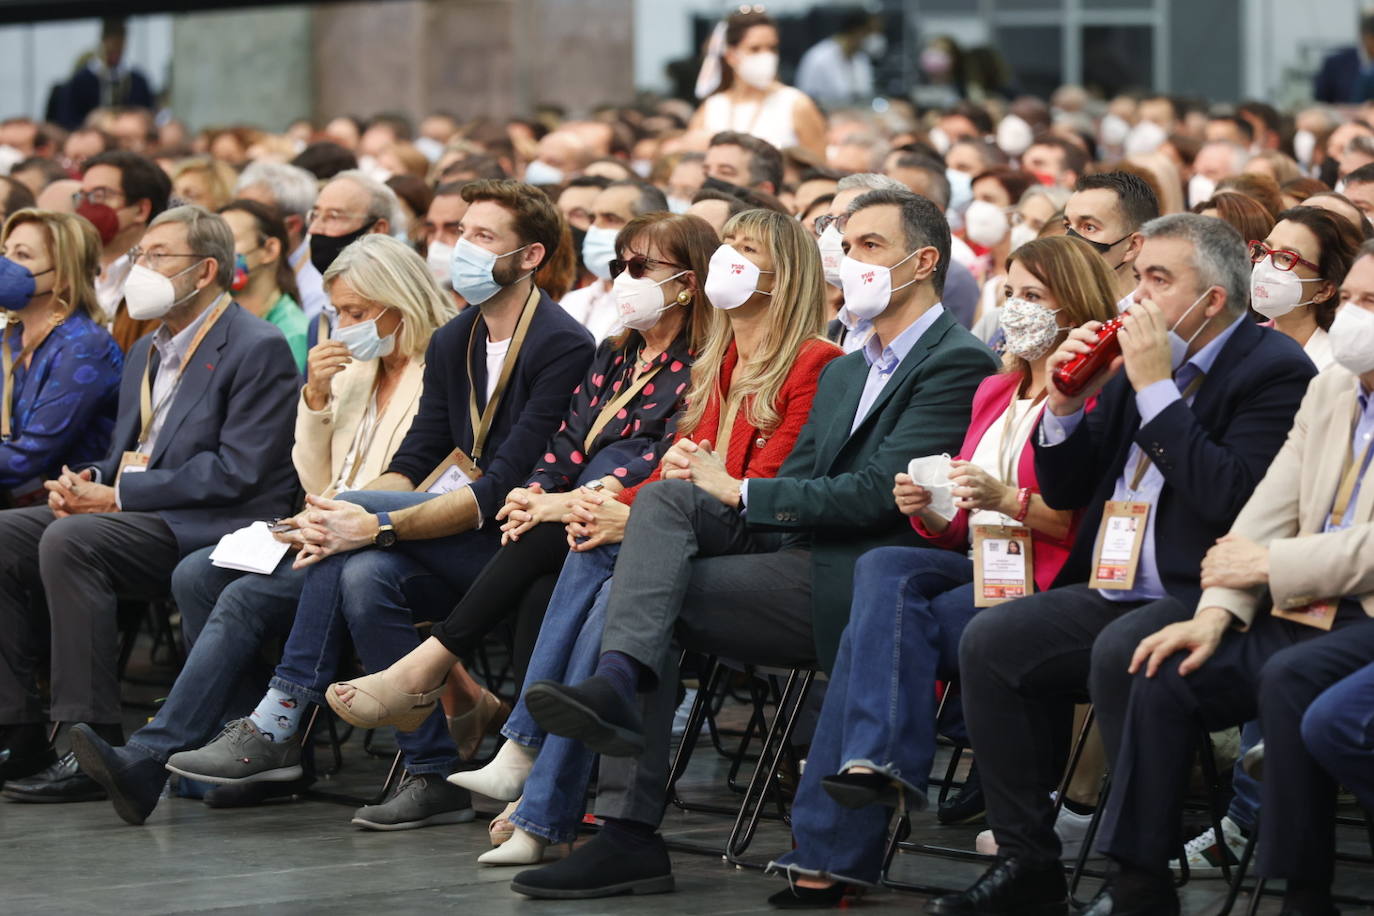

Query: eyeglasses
<box><xmin>1247</xmin><ymin>240</ymin><xmax>1320</xmax><ymax>273</ymax></box>
<box><xmin>813</xmin><ymin>213</ymin><xmax>849</xmax><ymax>236</ymax></box>
<box><xmin>609</xmin><ymin>253</ymin><xmax>686</xmax><ymax>280</ymax></box>
<box><xmin>129</xmin><ymin>246</ymin><xmax>203</xmax><ymax>271</ymax></box>
<box><xmin>72</xmin><ymin>187</ymin><xmax>125</xmax><ymax>208</ymax></box>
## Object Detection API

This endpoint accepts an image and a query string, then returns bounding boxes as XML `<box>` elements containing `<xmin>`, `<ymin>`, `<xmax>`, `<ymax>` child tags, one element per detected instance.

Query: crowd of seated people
<box><xmin>3</xmin><ymin>7</ymin><xmax>1374</xmax><ymax>915</ymax></box>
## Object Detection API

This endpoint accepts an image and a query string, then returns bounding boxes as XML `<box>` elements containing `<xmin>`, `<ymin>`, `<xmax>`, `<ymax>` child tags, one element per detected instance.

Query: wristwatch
<box><xmin>584</xmin><ymin>480</ymin><xmax>606</xmax><ymax>493</ymax></box>
<box><xmin>373</xmin><ymin>511</ymin><xmax>397</xmax><ymax>548</ymax></box>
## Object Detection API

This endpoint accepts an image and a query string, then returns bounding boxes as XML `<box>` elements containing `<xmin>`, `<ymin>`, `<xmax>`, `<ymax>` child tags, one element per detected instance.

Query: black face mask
<box><xmin>569</xmin><ymin>225</ymin><xmax>588</xmax><ymax>272</ymax></box>
<box><xmin>309</xmin><ymin>220</ymin><xmax>377</xmax><ymax>275</ymax></box>
<box><xmin>1319</xmin><ymin>157</ymin><xmax>1340</xmax><ymax>188</ymax></box>
<box><xmin>1066</xmin><ymin>226</ymin><xmax>1130</xmax><ymax>258</ymax></box>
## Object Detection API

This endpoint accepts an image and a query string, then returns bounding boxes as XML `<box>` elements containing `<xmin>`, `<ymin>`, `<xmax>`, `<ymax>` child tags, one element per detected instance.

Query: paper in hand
<box><xmin>908</xmin><ymin>453</ymin><xmax>957</xmax><ymax>521</ymax></box>
<box><xmin>209</xmin><ymin>521</ymin><xmax>292</xmax><ymax>575</ymax></box>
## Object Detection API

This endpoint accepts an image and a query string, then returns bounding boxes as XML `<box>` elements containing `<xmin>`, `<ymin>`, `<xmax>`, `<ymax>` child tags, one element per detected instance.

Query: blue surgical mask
<box><xmin>450</xmin><ymin>237</ymin><xmax>528</xmax><ymax>305</ymax></box>
<box><xmin>581</xmin><ymin>226</ymin><xmax>618</xmax><ymax>281</ymax></box>
<box><xmin>334</xmin><ymin>314</ymin><xmax>397</xmax><ymax>361</ymax></box>
<box><xmin>0</xmin><ymin>257</ymin><xmax>50</xmax><ymax>311</ymax></box>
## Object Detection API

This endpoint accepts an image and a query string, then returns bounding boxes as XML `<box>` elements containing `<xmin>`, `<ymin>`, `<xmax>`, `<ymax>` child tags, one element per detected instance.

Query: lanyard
<box><xmin>714</xmin><ymin>390</ymin><xmax>743</xmax><ymax>456</ymax></box>
<box><xmin>1128</xmin><ymin>372</ymin><xmax>1206</xmax><ymax>493</ymax></box>
<box><xmin>137</xmin><ymin>296</ymin><xmax>230</xmax><ymax>447</ymax></box>
<box><xmin>0</xmin><ymin>315</ymin><xmax>62</xmax><ymax>440</ymax></box>
<box><xmin>466</xmin><ymin>284</ymin><xmax>539</xmax><ymax>461</ymax></box>
<box><xmin>582</xmin><ymin>353</ymin><xmax>663</xmax><ymax>453</ymax></box>
<box><xmin>1331</xmin><ymin>418</ymin><xmax>1374</xmax><ymax>528</ymax></box>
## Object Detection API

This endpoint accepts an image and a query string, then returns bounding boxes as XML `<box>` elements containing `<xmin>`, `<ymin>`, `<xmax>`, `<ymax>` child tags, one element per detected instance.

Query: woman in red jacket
<box><xmin>331</xmin><ymin>208</ymin><xmax>841</xmax><ymax>864</ymax></box>
<box><xmin>766</xmin><ymin>235</ymin><xmax>1119</xmax><ymax>906</ymax></box>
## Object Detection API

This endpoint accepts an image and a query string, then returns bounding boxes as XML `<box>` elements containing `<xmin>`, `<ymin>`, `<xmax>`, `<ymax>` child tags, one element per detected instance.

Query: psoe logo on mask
<box><xmin>730</xmin><ymin>262</ymin><xmax>744</xmax><ymax>275</ymax></box>
<box><xmin>862</xmin><ymin>271</ymin><xmax>876</xmax><ymax>284</ymax></box>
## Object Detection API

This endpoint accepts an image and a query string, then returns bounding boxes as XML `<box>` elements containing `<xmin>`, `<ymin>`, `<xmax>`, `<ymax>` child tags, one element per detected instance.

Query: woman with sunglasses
<box><xmin>330</xmin><ymin>208</ymin><xmax>841</xmax><ymax>865</ymax></box>
<box><xmin>0</xmin><ymin>209</ymin><xmax>122</xmax><ymax>506</ymax></box>
<box><xmin>325</xmin><ymin>211</ymin><xmax>716</xmax><ymax>757</ymax></box>
<box><xmin>1249</xmin><ymin>206</ymin><xmax>1361</xmax><ymax>371</ymax></box>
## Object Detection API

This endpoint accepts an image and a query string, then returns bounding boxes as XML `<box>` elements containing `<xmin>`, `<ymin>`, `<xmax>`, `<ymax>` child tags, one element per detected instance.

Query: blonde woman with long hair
<box><xmin>0</xmin><ymin>209</ymin><xmax>122</xmax><ymax>502</ymax></box>
<box><xmin>330</xmin><ymin>208</ymin><xmax>843</xmax><ymax>865</ymax></box>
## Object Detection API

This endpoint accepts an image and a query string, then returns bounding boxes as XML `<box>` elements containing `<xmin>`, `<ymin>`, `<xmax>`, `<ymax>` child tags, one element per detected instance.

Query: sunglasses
<box><xmin>609</xmin><ymin>253</ymin><xmax>686</xmax><ymax>279</ymax></box>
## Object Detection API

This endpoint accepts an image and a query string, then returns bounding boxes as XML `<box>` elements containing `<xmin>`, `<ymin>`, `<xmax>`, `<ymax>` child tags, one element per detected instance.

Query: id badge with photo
<box><xmin>417</xmin><ymin>446</ymin><xmax>483</xmax><ymax>495</ymax></box>
<box><xmin>973</xmin><ymin>525</ymin><xmax>1035</xmax><ymax>607</ymax></box>
<box><xmin>1089</xmin><ymin>500</ymin><xmax>1150</xmax><ymax>590</ymax></box>
<box><xmin>1273</xmin><ymin>598</ymin><xmax>1338</xmax><ymax>631</ymax></box>
<box><xmin>115</xmin><ymin>451</ymin><xmax>150</xmax><ymax>487</ymax></box>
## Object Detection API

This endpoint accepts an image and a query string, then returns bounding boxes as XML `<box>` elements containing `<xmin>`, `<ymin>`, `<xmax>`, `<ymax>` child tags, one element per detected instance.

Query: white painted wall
<box><xmin>0</xmin><ymin>15</ymin><xmax>173</xmax><ymax>121</ymax></box>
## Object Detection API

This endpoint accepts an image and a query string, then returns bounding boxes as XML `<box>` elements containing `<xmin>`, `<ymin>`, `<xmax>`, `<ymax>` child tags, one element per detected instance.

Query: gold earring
<box><xmin>676</xmin><ymin>290</ymin><xmax>692</xmax><ymax>304</ymax></box>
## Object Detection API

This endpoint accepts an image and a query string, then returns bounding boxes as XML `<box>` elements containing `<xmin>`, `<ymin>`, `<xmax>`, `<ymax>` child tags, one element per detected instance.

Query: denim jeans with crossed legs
<box><xmin>773</xmin><ymin>545</ymin><xmax>977</xmax><ymax>885</ymax></box>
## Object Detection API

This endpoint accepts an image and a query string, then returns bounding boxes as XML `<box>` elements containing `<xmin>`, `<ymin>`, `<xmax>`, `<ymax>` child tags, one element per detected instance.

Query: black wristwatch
<box><xmin>373</xmin><ymin>511</ymin><xmax>397</xmax><ymax>548</ymax></box>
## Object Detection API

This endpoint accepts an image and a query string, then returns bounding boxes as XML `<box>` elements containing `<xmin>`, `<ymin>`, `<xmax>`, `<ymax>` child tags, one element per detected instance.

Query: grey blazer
<box><xmin>90</xmin><ymin>301</ymin><xmax>302</xmax><ymax>555</ymax></box>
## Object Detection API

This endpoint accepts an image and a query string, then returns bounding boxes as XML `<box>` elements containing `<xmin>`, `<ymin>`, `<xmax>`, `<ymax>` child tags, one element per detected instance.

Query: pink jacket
<box><xmin>910</xmin><ymin>371</ymin><xmax>1084</xmax><ymax>591</ymax></box>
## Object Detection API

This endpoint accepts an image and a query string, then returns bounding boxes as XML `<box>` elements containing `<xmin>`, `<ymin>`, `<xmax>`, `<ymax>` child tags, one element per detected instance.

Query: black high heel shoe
<box><xmin>766</xmin><ymin>882</ymin><xmax>851</xmax><ymax>909</ymax></box>
<box><xmin>821</xmin><ymin>771</ymin><xmax>905</xmax><ymax>810</ymax></box>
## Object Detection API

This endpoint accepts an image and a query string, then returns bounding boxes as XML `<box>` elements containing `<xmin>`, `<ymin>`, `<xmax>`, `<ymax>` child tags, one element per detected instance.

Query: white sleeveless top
<box><xmin>699</xmin><ymin>85</ymin><xmax>804</xmax><ymax>151</ymax></box>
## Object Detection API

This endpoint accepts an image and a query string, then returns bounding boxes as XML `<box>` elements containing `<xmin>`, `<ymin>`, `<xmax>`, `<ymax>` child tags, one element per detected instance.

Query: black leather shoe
<box><xmin>926</xmin><ymin>857</ymin><xmax>1067</xmax><ymax>915</ymax></box>
<box><xmin>69</xmin><ymin>724</ymin><xmax>168</xmax><ymax>825</ymax></box>
<box><xmin>938</xmin><ymin>762</ymin><xmax>986</xmax><ymax>825</ymax></box>
<box><xmin>0</xmin><ymin>723</ymin><xmax>55</xmax><ymax>783</ymax></box>
<box><xmin>524</xmin><ymin>675</ymin><xmax>645</xmax><ymax>757</ymax></box>
<box><xmin>2</xmin><ymin>750</ymin><xmax>107</xmax><ymax>803</ymax></box>
<box><xmin>1079</xmin><ymin>882</ymin><xmax>1179</xmax><ymax>916</ymax></box>
<box><xmin>821</xmin><ymin>771</ymin><xmax>928</xmax><ymax>812</ymax></box>
<box><xmin>510</xmin><ymin>829</ymin><xmax>673</xmax><ymax>898</ymax></box>
<box><xmin>767</xmin><ymin>882</ymin><xmax>850</xmax><ymax>909</ymax></box>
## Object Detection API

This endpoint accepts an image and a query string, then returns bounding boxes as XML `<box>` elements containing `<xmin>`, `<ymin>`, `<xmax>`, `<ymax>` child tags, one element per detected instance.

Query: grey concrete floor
<box><xmin>2</xmin><ymin>654</ymin><xmax>1373</xmax><ymax>914</ymax></box>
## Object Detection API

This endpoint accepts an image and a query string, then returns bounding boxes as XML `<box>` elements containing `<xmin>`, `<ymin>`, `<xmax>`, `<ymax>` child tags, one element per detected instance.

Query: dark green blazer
<box><xmin>747</xmin><ymin>308</ymin><xmax>999</xmax><ymax>671</ymax></box>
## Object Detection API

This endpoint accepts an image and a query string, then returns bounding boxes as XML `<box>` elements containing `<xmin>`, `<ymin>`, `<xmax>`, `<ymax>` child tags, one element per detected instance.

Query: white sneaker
<box><xmin>1168</xmin><ymin>816</ymin><xmax>1247</xmax><ymax>879</ymax></box>
<box><xmin>670</xmin><ymin>688</ymin><xmax>703</xmax><ymax>740</ymax></box>
<box><xmin>974</xmin><ymin>803</ymin><xmax>1100</xmax><ymax>860</ymax></box>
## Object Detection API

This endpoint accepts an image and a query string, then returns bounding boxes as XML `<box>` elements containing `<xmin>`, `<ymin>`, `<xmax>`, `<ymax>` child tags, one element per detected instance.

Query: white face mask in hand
<box><xmin>1329</xmin><ymin>304</ymin><xmax>1374</xmax><ymax>375</ymax></box>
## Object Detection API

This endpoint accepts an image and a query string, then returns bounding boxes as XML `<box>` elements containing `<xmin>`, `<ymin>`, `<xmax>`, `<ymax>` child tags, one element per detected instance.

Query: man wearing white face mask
<box><xmin>420</xmin><ymin>181</ymin><xmax>468</xmax><ymax>304</ymax></box>
<box><xmin>1080</xmin><ymin>241</ymin><xmax>1374</xmax><ymax>916</ymax></box>
<box><xmin>935</xmin><ymin>214</ymin><xmax>1316</xmax><ymax>915</ymax></box>
<box><xmin>523</xmin><ymin>130</ymin><xmax>592</xmax><ymax>188</ymax></box>
<box><xmin>0</xmin><ymin>205</ymin><xmax>300</xmax><ymax>800</ymax></box>
<box><xmin>560</xmin><ymin>181</ymin><xmax>668</xmax><ymax>341</ymax></box>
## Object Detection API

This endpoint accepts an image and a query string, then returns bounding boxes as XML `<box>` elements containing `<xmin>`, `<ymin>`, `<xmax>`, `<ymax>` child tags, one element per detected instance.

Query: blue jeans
<box><xmin>1225</xmin><ymin>720</ymin><xmax>1262</xmax><ymax>830</ymax></box>
<box><xmin>128</xmin><ymin>547</ymin><xmax>305</xmax><ymax>763</ymax></box>
<box><xmin>774</xmin><ymin>546</ymin><xmax>976</xmax><ymax>885</ymax></box>
<box><xmin>500</xmin><ymin>543</ymin><xmax>618</xmax><ymax>844</ymax></box>
<box><xmin>269</xmin><ymin>491</ymin><xmax>498</xmax><ymax>776</ymax></box>
<box><xmin>1303</xmin><ymin>660</ymin><xmax>1374</xmax><ymax>814</ymax></box>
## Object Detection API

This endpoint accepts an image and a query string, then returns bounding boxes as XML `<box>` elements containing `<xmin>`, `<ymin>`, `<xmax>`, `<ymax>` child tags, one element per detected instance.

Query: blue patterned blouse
<box><xmin>0</xmin><ymin>310</ymin><xmax>123</xmax><ymax>489</ymax></box>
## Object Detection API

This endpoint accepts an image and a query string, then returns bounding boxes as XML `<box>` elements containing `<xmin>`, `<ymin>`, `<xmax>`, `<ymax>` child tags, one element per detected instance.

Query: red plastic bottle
<box><xmin>1052</xmin><ymin>317</ymin><xmax>1125</xmax><ymax>397</ymax></box>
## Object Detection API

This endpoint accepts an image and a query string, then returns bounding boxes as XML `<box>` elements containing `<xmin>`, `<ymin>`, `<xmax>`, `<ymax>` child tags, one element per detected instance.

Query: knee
<box><xmin>336</xmin><ymin>553</ymin><xmax>404</xmax><ymax>623</ymax></box>
<box><xmin>38</xmin><ymin>514</ymin><xmax>93</xmax><ymax>565</ymax></box>
<box><xmin>1300</xmin><ymin>693</ymin><xmax>1348</xmax><ymax>766</ymax></box>
<box><xmin>1257</xmin><ymin>647</ymin><xmax>1316</xmax><ymax>716</ymax></box>
<box><xmin>637</xmin><ymin>477</ymin><xmax>694</xmax><ymax>515</ymax></box>
<box><xmin>1089</xmin><ymin>618</ymin><xmax>1140</xmax><ymax>701</ymax></box>
<box><xmin>853</xmin><ymin>545</ymin><xmax>914</xmax><ymax>585</ymax></box>
<box><xmin>958</xmin><ymin>604</ymin><xmax>1014</xmax><ymax>674</ymax></box>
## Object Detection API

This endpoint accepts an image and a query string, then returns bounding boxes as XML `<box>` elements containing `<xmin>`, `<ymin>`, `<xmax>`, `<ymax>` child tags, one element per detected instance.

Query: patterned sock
<box><xmin>594</xmin><ymin>650</ymin><xmax>641</xmax><ymax>700</ymax></box>
<box><xmin>248</xmin><ymin>688</ymin><xmax>304</xmax><ymax>742</ymax></box>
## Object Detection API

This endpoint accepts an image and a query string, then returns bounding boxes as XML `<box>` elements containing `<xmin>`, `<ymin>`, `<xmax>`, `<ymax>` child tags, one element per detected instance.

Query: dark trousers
<box><xmin>1303</xmin><ymin>660</ymin><xmax>1374</xmax><ymax>815</ymax></box>
<box><xmin>0</xmin><ymin>506</ymin><xmax>179</xmax><ymax>725</ymax></box>
<box><xmin>429</xmin><ymin>520</ymin><xmax>564</xmax><ymax>687</ymax></box>
<box><xmin>594</xmin><ymin>479</ymin><xmax>815</xmax><ymax>827</ymax></box>
<box><xmin>958</xmin><ymin>584</ymin><xmax>1161</xmax><ymax>865</ymax></box>
<box><xmin>1091</xmin><ymin>600</ymin><xmax>1374</xmax><ymax>882</ymax></box>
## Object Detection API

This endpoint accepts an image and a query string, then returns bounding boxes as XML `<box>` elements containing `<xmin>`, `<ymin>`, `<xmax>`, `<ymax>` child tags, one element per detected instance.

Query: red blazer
<box><xmin>619</xmin><ymin>338</ymin><xmax>842</xmax><ymax>506</ymax></box>
<box><xmin>910</xmin><ymin>370</ymin><xmax>1084</xmax><ymax>590</ymax></box>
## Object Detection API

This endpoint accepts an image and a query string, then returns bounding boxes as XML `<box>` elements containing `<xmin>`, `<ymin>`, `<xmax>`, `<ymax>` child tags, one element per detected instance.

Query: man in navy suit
<box><xmin>930</xmin><ymin>214</ymin><xmax>1316</xmax><ymax>915</ymax></box>
<box><xmin>0</xmin><ymin>206</ymin><xmax>300</xmax><ymax>799</ymax></box>
<box><xmin>1313</xmin><ymin>15</ymin><xmax>1374</xmax><ymax>104</ymax></box>
<box><xmin>163</xmin><ymin>180</ymin><xmax>595</xmax><ymax>830</ymax></box>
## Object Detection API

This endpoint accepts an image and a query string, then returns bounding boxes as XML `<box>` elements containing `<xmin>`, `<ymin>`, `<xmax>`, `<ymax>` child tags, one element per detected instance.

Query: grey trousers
<box><xmin>0</xmin><ymin>505</ymin><xmax>180</xmax><ymax>725</ymax></box>
<box><xmin>594</xmin><ymin>479</ymin><xmax>817</xmax><ymax>827</ymax></box>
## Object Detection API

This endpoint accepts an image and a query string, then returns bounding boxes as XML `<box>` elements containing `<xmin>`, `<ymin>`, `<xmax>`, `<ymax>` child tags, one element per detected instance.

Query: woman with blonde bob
<box><xmin>0</xmin><ymin>209</ymin><xmax>122</xmax><ymax>502</ymax></box>
<box><xmin>766</xmin><ymin>234</ymin><xmax>1118</xmax><ymax>907</ymax></box>
<box><xmin>332</xmin><ymin>208</ymin><xmax>843</xmax><ymax>865</ymax></box>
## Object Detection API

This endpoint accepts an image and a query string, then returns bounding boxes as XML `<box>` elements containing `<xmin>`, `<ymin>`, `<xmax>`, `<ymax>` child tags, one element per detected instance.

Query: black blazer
<box><xmin>385</xmin><ymin>289</ymin><xmax>596</xmax><ymax>525</ymax></box>
<box><xmin>1033</xmin><ymin>319</ymin><xmax>1316</xmax><ymax>608</ymax></box>
<box><xmin>92</xmin><ymin>302</ymin><xmax>302</xmax><ymax>556</ymax></box>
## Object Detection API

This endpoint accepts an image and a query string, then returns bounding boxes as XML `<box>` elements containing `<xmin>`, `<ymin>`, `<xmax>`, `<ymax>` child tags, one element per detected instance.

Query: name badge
<box><xmin>1273</xmin><ymin>598</ymin><xmax>1338</xmax><ymax>631</ymax></box>
<box><xmin>973</xmin><ymin>525</ymin><xmax>1034</xmax><ymax>607</ymax></box>
<box><xmin>416</xmin><ymin>446</ymin><xmax>483</xmax><ymax>495</ymax></box>
<box><xmin>1089</xmin><ymin>500</ymin><xmax>1150</xmax><ymax>590</ymax></box>
<box><xmin>115</xmin><ymin>451</ymin><xmax>150</xmax><ymax>487</ymax></box>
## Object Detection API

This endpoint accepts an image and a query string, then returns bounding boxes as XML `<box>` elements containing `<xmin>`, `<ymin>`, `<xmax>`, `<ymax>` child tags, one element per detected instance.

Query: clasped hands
<box><xmin>45</xmin><ymin>465</ymin><xmax>117</xmax><ymax>518</ymax></box>
<box><xmin>274</xmin><ymin>494</ymin><xmax>381</xmax><ymax>569</ymax></box>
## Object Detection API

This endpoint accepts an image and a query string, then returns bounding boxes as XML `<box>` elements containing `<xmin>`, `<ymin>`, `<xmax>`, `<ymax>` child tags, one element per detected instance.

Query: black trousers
<box><xmin>428</xmin><ymin>521</ymin><xmax>564</xmax><ymax>687</ymax></box>
<box><xmin>1091</xmin><ymin>600</ymin><xmax>1374</xmax><ymax>882</ymax></box>
<box><xmin>958</xmin><ymin>583</ymin><xmax>1176</xmax><ymax>865</ymax></box>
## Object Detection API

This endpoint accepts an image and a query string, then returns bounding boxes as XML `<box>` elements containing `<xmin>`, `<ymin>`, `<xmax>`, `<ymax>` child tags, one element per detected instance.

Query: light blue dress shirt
<box><xmin>1325</xmin><ymin>382</ymin><xmax>1374</xmax><ymax>533</ymax></box>
<box><xmin>1040</xmin><ymin>316</ymin><xmax>1244</xmax><ymax>602</ymax></box>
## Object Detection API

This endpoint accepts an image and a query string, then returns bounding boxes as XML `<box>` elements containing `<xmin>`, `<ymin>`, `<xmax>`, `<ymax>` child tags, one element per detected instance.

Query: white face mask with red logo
<box><xmin>839</xmin><ymin>249</ymin><xmax>919</xmax><ymax>321</ymax></box>
<box><xmin>703</xmin><ymin>244</ymin><xmax>773</xmax><ymax>311</ymax></box>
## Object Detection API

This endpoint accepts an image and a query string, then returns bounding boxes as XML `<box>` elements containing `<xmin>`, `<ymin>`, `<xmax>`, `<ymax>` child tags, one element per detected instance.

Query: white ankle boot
<box><xmin>446</xmin><ymin>739</ymin><xmax>532</xmax><ymax>801</ymax></box>
<box><xmin>476</xmin><ymin>825</ymin><xmax>570</xmax><ymax>866</ymax></box>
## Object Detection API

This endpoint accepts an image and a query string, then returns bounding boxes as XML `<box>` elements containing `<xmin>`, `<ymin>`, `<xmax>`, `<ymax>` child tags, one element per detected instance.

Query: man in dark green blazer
<box><xmin>510</xmin><ymin>188</ymin><xmax>998</xmax><ymax>899</ymax></box>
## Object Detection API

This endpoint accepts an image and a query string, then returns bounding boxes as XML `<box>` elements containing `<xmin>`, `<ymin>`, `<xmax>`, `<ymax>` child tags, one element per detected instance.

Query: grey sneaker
<box><xmin>350</xmin><ymin>771</ymin><xmax>476</xmax><ymax>831</ymax></box>
<box><xmin>165</xmin><ymin>718</ymin><xmax>303</xmax><ymax>785</ymax></box>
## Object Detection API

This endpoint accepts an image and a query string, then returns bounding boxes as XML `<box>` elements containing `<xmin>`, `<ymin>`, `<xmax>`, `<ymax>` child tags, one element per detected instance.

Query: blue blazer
<box><xmin>90</xmin><ymin>302</ymin><xmax>302</xmax><ymax>556</ymax></box>
<box><xmin>1314</xmin><ymin>47</ymin><xmax>1365</xmax><ymax>104</ymax></box>
<box><xmin>1033</xmin><ymin>319</ymin><xmax>1316</xmax><ymax>608</ymax></box>
<box><xmin>385</xmin><ymin>290</ymin><xmax>596</xmax><ymax>528</ymax></box>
